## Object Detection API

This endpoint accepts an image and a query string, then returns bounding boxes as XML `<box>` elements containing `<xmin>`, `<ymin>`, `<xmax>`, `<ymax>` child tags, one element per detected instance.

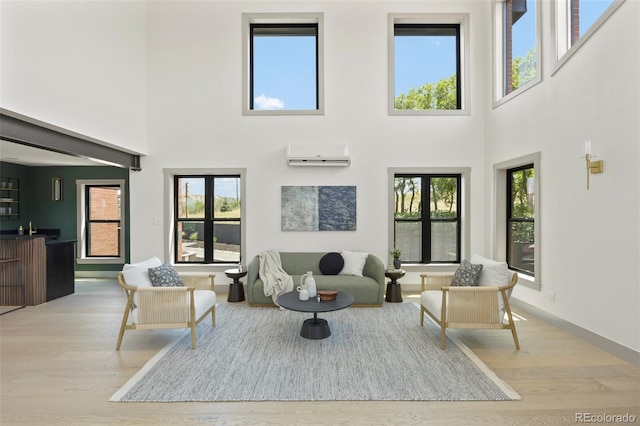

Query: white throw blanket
<box><xmin>258</xmin><ymin>250</ymin><xmax>294</xmax><ymax>305</ymax></box>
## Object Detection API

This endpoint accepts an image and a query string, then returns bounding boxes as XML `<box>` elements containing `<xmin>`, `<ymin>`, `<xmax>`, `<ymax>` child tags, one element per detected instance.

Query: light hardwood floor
<box><xmin>1</xmin><ymin>279</ymin><xmax>638</xmax><ymax>425</ymax></box>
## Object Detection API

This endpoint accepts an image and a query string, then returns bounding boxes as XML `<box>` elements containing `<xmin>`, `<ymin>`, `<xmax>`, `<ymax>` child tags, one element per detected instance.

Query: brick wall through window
<box><xmin>88</xmin><ymin>186</ymin><xmax>120</xmax><ymax>256</ymax></box>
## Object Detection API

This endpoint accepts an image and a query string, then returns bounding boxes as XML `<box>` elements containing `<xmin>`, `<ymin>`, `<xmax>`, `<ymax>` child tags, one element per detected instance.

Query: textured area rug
<box><xmin>110</xmin><ymin>303</ymin><xmax>520</xmax><ymax>402</ymax></box>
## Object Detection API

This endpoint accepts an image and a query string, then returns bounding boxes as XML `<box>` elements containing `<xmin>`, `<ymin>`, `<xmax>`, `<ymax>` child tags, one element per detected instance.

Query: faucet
<box><xmin>29</xmin><ymin>221</ymin><xmax>35</xmax><ymax>235</ymax></box>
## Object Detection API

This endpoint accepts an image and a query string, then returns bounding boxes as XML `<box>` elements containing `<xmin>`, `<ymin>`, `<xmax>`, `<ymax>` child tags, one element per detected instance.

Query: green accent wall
<box><xmin>0</xmin><ymin>162</ymin><xmax>31</xmax><ymax>224</ymax></box>
<box><xmin>0</xmin><ymin>162</ymin><xmax>130</xmax><ymax>272</ymax></box>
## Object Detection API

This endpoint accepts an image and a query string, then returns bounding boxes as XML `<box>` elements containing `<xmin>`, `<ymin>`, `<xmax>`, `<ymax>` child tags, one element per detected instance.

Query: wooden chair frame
<box><xmin>419</xmin><ymin>272</ymin><xmax>520</xmax><ymax>350</ymax></box>
<box><xmin>116</xmin><ymin>273</ymin><xmax>216</xmax><ymax>350</ymax></box>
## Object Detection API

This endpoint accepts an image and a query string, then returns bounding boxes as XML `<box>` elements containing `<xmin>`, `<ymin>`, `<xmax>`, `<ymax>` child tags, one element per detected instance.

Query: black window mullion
<box><xmin>85</xmin><ymin>185</ymin><xmax>91</xmax><ymax>257</ymax></box>
<box><xmin>249</xmin><ymin>25</ymin><xmax>255</xmax><ymax>110</ymax></box>
<box><xmin>173</xmin><ymin>177</ymin><xmax>180</xmax><ymax>263</ymax></box>
<box><xmin>506</xmin><ymin>169</ymin><xmax>514</xmax><ymax>267</ymax></box>
<box><xmin>204</xmin><ymin>177</ymin><xmax>214</xmax><ymax>263</ymax></box>
<box><xmin>423</xmin><ymin>177</ymin><xmax>431</xmax><ymax>264</ymax></box>
<box><xmin>455</xmin><ymin>25</ymin><xmax>461</xmax><ymax>109</ymax></box>
<box><xmin>315</xmin><ymin>29</ymin><xmax>319</xmax><ymax>110</ymax></box>
<box><xmin>456</xmin><ymin>175</ymin><xmax>461</xmax><ymax>261</ymax></box>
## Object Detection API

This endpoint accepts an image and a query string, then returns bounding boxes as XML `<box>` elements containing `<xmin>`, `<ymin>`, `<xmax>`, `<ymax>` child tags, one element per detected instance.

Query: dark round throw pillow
<box><xmin>319</xmin><ymin>252</ymin><xmax>344</xmax><ymax>275</ymax></box>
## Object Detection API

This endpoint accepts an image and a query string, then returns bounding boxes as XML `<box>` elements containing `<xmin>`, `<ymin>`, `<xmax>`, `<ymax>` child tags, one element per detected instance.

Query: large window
<box><xmin>493</xmin><ymin>0</ymin><xmax>541</xmax><ymax>105</ymax></box>
<box><xmin>76</xmin><ymin>179</ymin><xmax>126</xmax><ymax>264</ymax></box>
<box><xmin>393</xmin><ymin>174</ymin><xmax>461</xmax><ymax>264</ymax></box>
<box><xmin>553</xmin><ymin>0</ymin><xmax>624</xmax><ymax>72</ymax></box>
<box><xmin>86</xmin><ymin>185</ymin><xmax>121</xmax><ymax>257</ymax></box>
<box><xmin>494</xmin><ymin>153</ymin><xmax>540</xmax><ymax>290</ymax></box>
<box><xmin>389</xmin><ymin>14</ymin><xmax>469</xmax><ymax>115</ymax></box>
<box><xmin>174</xmin><ymin>175</ymin><xmax>242</xmax><ymax>264</ymax></box>
<box><xmin>243</xmin><ymin>13</ymin><xmax>324</xmax><ymax>115</ymax></box>
<box><xmin>506</xmin><ymin>165</ymin><xmax>535</xmax><ymax>276</ymax></box>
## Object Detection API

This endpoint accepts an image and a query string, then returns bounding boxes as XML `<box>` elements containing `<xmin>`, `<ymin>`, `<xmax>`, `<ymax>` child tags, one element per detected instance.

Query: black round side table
<box><xmin>384</xmin><ymin>269</ymin><xmax>405</xmax><ymax>303</ymax></box>
<box><xmin>225</xmin><ymin>268</ymin><xmax>247</xmax><ymax>302</ymax></box>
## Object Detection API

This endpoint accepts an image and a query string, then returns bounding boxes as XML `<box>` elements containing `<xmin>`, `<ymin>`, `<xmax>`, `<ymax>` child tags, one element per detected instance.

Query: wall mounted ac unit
<box><xmin>286</xmin><ymin>144</ymin><xmax>350</xmax><ymax>166</ymax></box>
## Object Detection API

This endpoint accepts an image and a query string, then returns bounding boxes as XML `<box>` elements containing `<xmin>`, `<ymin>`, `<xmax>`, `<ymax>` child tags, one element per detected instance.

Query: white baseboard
<box><xmin>511</xmin><ymin>298</ymin><xmax>640</xmax><ymax>367</ymax></box>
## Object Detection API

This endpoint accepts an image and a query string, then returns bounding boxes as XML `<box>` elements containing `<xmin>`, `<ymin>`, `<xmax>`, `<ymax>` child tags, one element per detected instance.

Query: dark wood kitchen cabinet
<box><xmin>46</xmin><ymin>240</ymin><xmax>76</xmax><ymax>301</ymax></box>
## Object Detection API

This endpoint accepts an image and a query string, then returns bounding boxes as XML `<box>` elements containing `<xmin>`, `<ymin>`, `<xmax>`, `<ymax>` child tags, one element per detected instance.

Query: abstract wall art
<box><xmin>281</xmin><ymin>186</ymin><xmax>356</xmax><ymax>231</ymax></box>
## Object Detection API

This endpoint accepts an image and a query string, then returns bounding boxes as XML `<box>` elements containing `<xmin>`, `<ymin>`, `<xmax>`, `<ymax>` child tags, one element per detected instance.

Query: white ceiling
<box><xmin>0</xmin><ymin>140</ymin><xmax>103</xmax><ymax>167</ymax></box>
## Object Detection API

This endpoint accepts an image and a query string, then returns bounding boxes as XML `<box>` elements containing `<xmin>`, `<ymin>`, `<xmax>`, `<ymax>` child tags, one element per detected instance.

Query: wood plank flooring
<box><xmin>1</xmin><ymin>279</ymin><xmax>638</xmax><ymax>425</ymax></box>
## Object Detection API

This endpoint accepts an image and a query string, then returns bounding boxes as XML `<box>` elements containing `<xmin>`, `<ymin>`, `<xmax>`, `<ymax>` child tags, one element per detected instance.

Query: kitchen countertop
<box><xmin>0</xmin><ymin>234</ymin><xmax>47</xmax><ymax>240</ymax></box>
<box><xmin>0</xmin><ymin>234</ymin><xmax>75</xmax><ymax>244</ymax></box>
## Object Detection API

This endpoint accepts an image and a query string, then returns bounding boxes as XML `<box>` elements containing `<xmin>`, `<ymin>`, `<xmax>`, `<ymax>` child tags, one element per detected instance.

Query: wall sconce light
<box><xmin>584</xmin><ymin>141</ymin><xmax>604</xmax><ymax>190</ymax></box>
<box><xmin>52</xmin><ymin>178</ymin><xmax>63</xmax><ymax>201</ymax></box>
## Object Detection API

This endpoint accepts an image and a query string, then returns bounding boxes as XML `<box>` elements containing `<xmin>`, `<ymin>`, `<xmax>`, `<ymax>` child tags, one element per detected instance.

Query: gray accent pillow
<box><xmin>451</xmin><ymin>259</ymin><xmax>483</xmax><ymax>286</ymax></box>
<box><xmin>148</xmin><ymin>263</ymin><xmax>184</xmax><ymax>287</ymax></box>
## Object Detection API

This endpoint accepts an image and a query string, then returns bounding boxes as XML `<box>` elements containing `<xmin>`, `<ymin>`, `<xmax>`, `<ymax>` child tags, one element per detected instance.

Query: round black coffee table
<box><xmin>277</xmin><ymin>291</ymin><xmax>354</xmax><ymax>340</ymax></box>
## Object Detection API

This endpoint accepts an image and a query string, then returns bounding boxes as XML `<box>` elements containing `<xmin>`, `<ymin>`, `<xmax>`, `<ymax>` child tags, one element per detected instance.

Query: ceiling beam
<box><xmin>0</xmin><ymin>111</ymin><xmax>141</xmax><ymax>170</ymax></box>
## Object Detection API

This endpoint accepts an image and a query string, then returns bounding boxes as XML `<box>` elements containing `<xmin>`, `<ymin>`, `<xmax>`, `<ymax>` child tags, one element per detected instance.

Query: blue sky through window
<box><xmin>394</xmin><ymin>35</ymin><xmax>456</xmax><ymax>98</ymax></box>
<box><xmin>576</xmin><ymin>0</ymin><xmax>615</xmax><ymax>38</ymax></box>
<box><xmin>512</xmin><ymin>0</ymin><xmax>537</xmax><ymax>58</ymax></box>
<box><xmin>251</xmin><ymin>2</ymin><xmax>616</xmax><ymax>109</ymax></box>
<box><xmin>180</xmin><ymin>178</ymin><xmax>240</xmax><ymax>199</ymax></box>
<box><xmin>252</xmin><ymin>35</ymin><xmax>316</xmax><ymax>110</ymax></box>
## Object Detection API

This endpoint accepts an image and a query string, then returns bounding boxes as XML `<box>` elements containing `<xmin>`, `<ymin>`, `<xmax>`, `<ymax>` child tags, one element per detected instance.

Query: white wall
<box><xmin>0</xmin><ymin>0</ymin><xmax>148</xmax><ymax>153</ymax></box>
<box><xmin>485</xmin><ymin>1</ymin><xmax>640</xmax><ymax>351</ymax></box>
<box><xmin>2</xmin><ymin>0</ymin><xmax>637</xmax><ymax>352</ymax></box>
<box><xmin>133</xmin><ymin>0</ymin><xmax>489</xmax><ymax>280</ymax></box>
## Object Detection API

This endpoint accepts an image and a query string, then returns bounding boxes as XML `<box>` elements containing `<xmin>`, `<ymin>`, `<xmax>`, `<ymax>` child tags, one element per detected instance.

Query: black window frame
<box><xmin>85</xmin><ymin>184</ymin><xmax>121</xmax><ymax>258</ymax></box>
<box><xmin>393</xmin><ymin>23</ymin><xmax>462</xmax><ymax>110</ymax></box>
<box><xmin>506</xmin><ymin>164</ymin><xmax>535</xmax><ymax>276</ymax></box>
<box><xmin>394</xmin><ymin>173</ymin><xmax>462</xmax><ymax>264</ymax></box>
<box><xmin>174</xmin><ymin>174</ymin><xmax>242</xmax><ymax>264</ymax></box>
<box><xmin>249</xmin><ymin>23</ymin><xmax>319</xmax><ymax>111</ymax></box>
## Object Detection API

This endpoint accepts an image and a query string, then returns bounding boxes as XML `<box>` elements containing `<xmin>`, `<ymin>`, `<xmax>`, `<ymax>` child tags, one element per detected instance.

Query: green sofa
<box><xmin>246</xmin><ymin>252</ymin><xmax>386</xmax><ymax>306</ymax></box>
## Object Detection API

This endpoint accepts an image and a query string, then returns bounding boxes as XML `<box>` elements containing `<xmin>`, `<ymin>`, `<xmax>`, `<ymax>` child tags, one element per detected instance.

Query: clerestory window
<box><xmin>569</xmin><ymin>0</ymin><xmax>617</xmax><ymax>46</ymax></box>
<box><xmin>243</xmin><ymin>13</ymin><xmax>324</xmax><ymax>115</ymax></box>
<box><xmin>553</xmin><ymin>0</ymin><xmax>625</xmax><ymax>73</ymax></box>
<box><xmin>389</xmin><ymin>14</ymin><xmax>470</xmax><ymax>115</ymax></box>
<box><xmin>493</xmin><ymin>0</ymin><xmax>541</xmax><ymax>106</ymax></box>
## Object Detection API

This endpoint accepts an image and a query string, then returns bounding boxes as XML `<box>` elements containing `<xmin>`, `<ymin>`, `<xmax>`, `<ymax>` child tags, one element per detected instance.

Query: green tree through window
<box><xmin>512</xmin><ymin>48</ymin><xmax>537</xmax><ymax>91</ymax></box>
<box><xmin>394</xmin><ymin>174</ymin><xmax>461</xmax><ymax>263</ymax></box>
<box><xmin>394</xmin><ymin>74</ymin><xmax>458</xmax><ymax>110</ymax></box>
<box><xmin>507</xmin><ymin>165</ymin><xmax>535</xmax><ymax>275</ymax></box>
<box><xmin>393</xmin><ymin>23</ymin><xmax>461</xmax><ymax>111</ymax></box>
